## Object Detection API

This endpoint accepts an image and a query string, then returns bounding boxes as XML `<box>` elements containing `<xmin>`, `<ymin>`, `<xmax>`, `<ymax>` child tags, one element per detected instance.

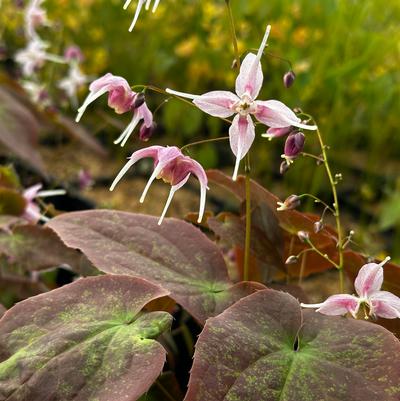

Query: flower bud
<box><xmin>284</xmin><ymin>132</ymin><xmax>305</xmax><ymax>160</ymax></box>
<box><xmin>280</xmin><ymin>161</ymin><xmax>290</xmax><ymax>175</ymax></box>
<box><xmin>139</xmin><ymin>122</ymin><xmax>157</xmax><ymax>142</ymax></box>
<box><xmin>64</xmin><ymin>45</ymin><xmax>84</xmax><ymax>63</ymax></box>
<box><xmin>285</xmin><ymin>255</ymin><xmax>299</xmax><ymax>265</ymax></box>
<box><xmin>283</xmin><ymin>70</ymin><xmax>296</xmax><ymax>88</ymax></box>
<box><xmin>314</xmin><ymin>220</ymin><xmax>324</xmax><ymax>233</ymax></box>
<box><xmin>262</xmin><ymin>126</ymin><xmax>294</xmax><ymax>140</ymax></box>
<box><xmin>133</xmin><ymin>92</ymin><xmax>145</xmax><ymax>109</ymax></box>
<box><xmin>277</xmin><ymin>194</ymin><xmax>301</xmax><ymax>211</ymax></box>
<box><xmin>297</xmin><ymin>231</ymin><xmax>310</xmax><ymax>243</ymax></box>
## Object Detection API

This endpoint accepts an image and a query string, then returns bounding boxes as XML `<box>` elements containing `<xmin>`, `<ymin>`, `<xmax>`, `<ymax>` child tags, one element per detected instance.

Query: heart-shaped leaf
<box><xmin>185</xmin><ymin>289</ymin><xmax>400</xmax><ymax>401</ymax></box>
<box><xmin>47</xmin><ymin>210</ymin><xmax>265</xmax><ymax>323</ymax></box>
<box><xmin>0</xmin><ymin>224</ymin><xmax>96</xmax><ymax>276</ymax></box>
<box><xmin>0</xmin><ymin>87</ymin><xmax>45</xmax><ymax>174</ymax></box>
<box><xmin>0</xmin><ymin>275</ymin><xmax>172</xmax><ymax>401</ymax></box>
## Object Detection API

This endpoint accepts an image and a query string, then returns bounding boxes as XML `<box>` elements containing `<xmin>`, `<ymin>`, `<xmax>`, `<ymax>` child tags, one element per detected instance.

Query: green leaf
<box><xmin>0</xmin><ymin>276</ymin><xmax>172</xmax><ymax>401</ymax></box>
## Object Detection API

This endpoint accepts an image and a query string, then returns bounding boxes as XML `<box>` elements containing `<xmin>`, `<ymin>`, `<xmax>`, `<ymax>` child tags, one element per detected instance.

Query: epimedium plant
<box><xmin>1</xmin><ymin>1</ymin><xmax>400</xmax><ymax>401</ymax></box>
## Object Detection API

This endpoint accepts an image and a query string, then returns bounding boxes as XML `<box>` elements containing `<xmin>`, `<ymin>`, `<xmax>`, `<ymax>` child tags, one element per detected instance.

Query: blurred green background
<box><xmin>1</xmin><ymin>0</ymin><xmax>400</xmax><ymax>257</ymax></box>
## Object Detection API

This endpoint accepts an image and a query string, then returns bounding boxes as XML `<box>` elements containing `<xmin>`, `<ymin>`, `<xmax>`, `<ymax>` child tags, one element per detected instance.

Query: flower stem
<box><xmin>315</xmin><ymin>128</ymin><xmax>345</xmax><ymax>291</ymax></box>
<box><xmin>244</xmin><ymin>153</ymin><xmax>252</xmax><ymax>281</ymax></box>
<box><xmin>225</xmin><ymin>0</ymin><xmax>241</xmax><ymax>70</ymax></box>
<box><xmin>180</xmin><ymin>136</ymin><xmax>229</xmax><ymax>152</ymax></box>
<box><xmin>225</xmin><ymin>0</ymin><xmax>251</xmax><ymax>281</ymax></box>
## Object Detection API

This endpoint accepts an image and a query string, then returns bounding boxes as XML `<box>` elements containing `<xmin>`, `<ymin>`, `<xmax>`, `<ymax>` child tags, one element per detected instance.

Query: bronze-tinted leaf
<box><xmin>185</xmin><ymin>289</ymin><xmax>400</xmax><ymax>401</ymax></box>
<box><xmin>47</xmin><ymin>210</ymin><xmax>265</xmax><ymax>323</ymax></box>
<box><xmin>0</xmin><ymin>224</ymin><xmax>95</xmax><ymax>275</ymax></box>
<box><xmin>0</xmin><ymin>275</ymin><xmax>172</xmax><ymax>401</ymax></box>
<box><xmin>0</xmin><ymin>88</ymin><xmax>45</xmax><ymax>174</ymax></box>
<box><xmin>55</xmin><ymin>115</ymin><xmax>107</xmax><ymax>156</ymax></box>
<box><xmin>208</xmin><ymin>203</ymin><xmax>285</xmax><ymax>283</ymax></box>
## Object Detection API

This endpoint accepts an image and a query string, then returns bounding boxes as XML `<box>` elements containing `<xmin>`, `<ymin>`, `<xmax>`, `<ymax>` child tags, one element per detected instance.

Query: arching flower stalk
<box><xmin>123</xmin><ymin>0</ymin><xmax>162</xmax><ymax>32</ymax></box>
<box><xmin>166</xmin><ymin>25</ymin><xmax>317</xmax><ymax>180</ymax></box>
<box><xmin>76</xmin><ymin>73</ymin><xmax>153</xmax><ymax>147</ymax></box>
<box><xmin>301</xmin><ymin>257</ymin><xmax>400</xmax><ymax>319</ymax></box>
<box><xmin>110</xmin><ymin>146</ymin><xmax>208</xmax><ymax>225</ymax></box>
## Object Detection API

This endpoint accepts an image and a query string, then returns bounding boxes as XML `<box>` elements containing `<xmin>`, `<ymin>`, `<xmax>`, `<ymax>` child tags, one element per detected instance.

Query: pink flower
<box><xmin>123</xmin><ymin>0</ymin><xmax>162</xmax><ymax>31</ymax></box>
<box><xmin>58</xmin><ymin>64</ymin><xmax>88</xmax><ymax>107</ymax></box>
<box><xmin>15</xmin><ymin>38</ymin><xmax>64</xmax><ymax>77</ymax></box>
<box><xmin>166</xmin><ymin>25</ymin><xmax>317</xmax><ymax>180</ymax></box>
<box><xmin>22</xmin><ymin>184</ymin><xmax>66</xmax><ymax>223</ymax></box>
<box><xmin>301</xmin><ymin>257</ymin><xmax>400</xmax><ymax>319</ymax></box>
<box><xmin>25</xmin><ymin>0</ymin><xmax>49</xmax><ymax>39</ymax></box>
<box><xmin>110</xmin><ymin>146</ymin><xmax>208</xmax><ymax>225</ymax></box>
<box><xmin>76</xmin><ymin>73</ymin><xmax>153</xmax><ymax>147</ymax></box>
<box><xmin>64</xmin><ymin>45</ymin><xmax>84</xmax><ymax>63</ymax></box>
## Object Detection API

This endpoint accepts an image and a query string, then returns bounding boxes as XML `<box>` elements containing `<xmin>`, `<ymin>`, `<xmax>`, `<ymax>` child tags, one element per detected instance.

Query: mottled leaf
<box><xmin>0</xmin><ymin>224</ymin><xmax>95</xmax><ymax>275</ymax></box>
<box><xmin>0</xmin><ymin>275</ymin><xmax>172</xmax><ymax>401</ymax></box>
<box><xmin>47</xmin><ymin>210</ymin><xmax>265</xmax><ymax>323</ymax></box>
<box><xmin>185</xmin><ymin>289</ymin><xmax>400</xmax><ymax>401</ymax></box>
<box><xmin>0</xmin><ymin>88</ymin><xmax>45</xmax><ymax>174</ymax></box>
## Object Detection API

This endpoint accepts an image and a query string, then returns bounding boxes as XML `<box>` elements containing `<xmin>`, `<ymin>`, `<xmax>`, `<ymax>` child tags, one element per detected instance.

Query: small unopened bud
<box><xmin>314</xmin><ymin>220</ymin><xmax>324</xmax><ymax>233</ymax></box>
<box><xmin>133</xmin><ymin>92</ymin><xmax>145</xmax><ymax>109</ymax></box>
<box><xmin>64</xmin><ymin>45</ymin><xmax>84</xmax><ymax>62</ymax></box>
<box><xmin>297</xmin><ymin>231</ymin><xmax>310</xmax><ymax>243</ymax></box>
<box><xmin>277</xmin><ymin>194</ymin><xmax>301</xmax><ymax>211</ymax></box>
<box><xmin>283</xmin><ymin>71</ymin><xmax>296</xmax><ymax>88</ymax></box>
<box><xmin>284</xmin><ymin>132</ymin><xmax>305</xmax><ymax>160</ymax></box>
<box><xmin>285</xmin><ymin>255</ymin><xmax>299</xmax><ymax>265</ymax></box>
<box><xmin>280</xmin><ymin>161</ymin><xmax>290</xmax><ymax>175</ymax></box>
<box><xmin>139</xmin><ymin>122</ymin><xmax>157</xmax><ymax>142</ymax></box>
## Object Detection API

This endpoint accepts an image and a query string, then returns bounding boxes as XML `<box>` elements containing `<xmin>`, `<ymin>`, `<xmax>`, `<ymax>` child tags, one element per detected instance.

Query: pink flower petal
<box><xmin>255</xmin><ymin>100</ymin><xmax>317</xmax><ymax>130</ymax></box>
<box><xmin>22</xmin><ymin>202</ymin><xmax>41</xmax><ymax>224</ymax></box>
<box><xmin>109</xmin><ymin>145</ymin><xmax>163</xmax><ymax>191</ymax></box>
<box><xmin>302</xmin><ymin>294</ymin><xmax>360</xmax><ymax>317</ymax></box>
<box><xmin>235</xmin><ymin>53</ymin><xmax>264</xmax><ymax>100</ymax></box>
<box><xmin>235</xmin><ymin>25</ymin><xmax>271</xmax><ymax>99</ymax></box>
<box><xmin>193</xmin><ymin>91</ymin><xmax>239</xmax><ymax>118</ymax></box>
<box><xmin>23</xmin><ymin>183</ymin><xmax>42</xmax><ymax>202</ymax></box>
<box><xmin>369</xmin><ymin>291</ymin><xmax>400</xmax><ymax>319</ymax></box>
<box><xmin>354</xmin><ymin>262</ymin><xmax>384</xmax><ymax>298</ymax></box>
<box><xmin>137</xmin><ymin>102</ymin><xmax>153</xmax><ymax>128</ymax></box>
<box><xmin>229</xmin><ymin>114</ymin><xmax>255</xmax><ymax>181</ymax></box>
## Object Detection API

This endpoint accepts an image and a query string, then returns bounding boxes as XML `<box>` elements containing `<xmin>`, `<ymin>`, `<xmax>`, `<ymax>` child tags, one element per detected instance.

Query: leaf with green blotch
<box><xmin>47</xmin><ymin>210</ymin><xmax>265</xmax><ymax>323</ymax></box>
<box><xmin>0</xmin><ymin>88</ymin><xmax>45</xmax><ymax>174</ymax></box>
<box><xmin>0</xmin><ymin>275</ymin><xmax>172</xmax><ymax>401</ymax></box>
<box><xmin>185</xmin><ymin>289</ymin><xmax>400</xmax><ymax>401</ymax></box>
<box><xmin>0</xmin><ymin>224</ymin><xmax>96</xmax><ymax>276</ymax></box>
